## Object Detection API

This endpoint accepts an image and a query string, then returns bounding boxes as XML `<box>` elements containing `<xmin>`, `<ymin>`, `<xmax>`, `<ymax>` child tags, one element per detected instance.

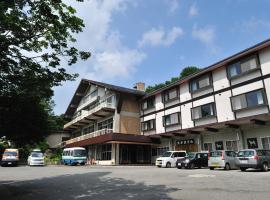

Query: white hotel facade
<box><xmin>64</xmin><ymin>39</ymin><xmax>270</xmax><ymax>165</ymax></box>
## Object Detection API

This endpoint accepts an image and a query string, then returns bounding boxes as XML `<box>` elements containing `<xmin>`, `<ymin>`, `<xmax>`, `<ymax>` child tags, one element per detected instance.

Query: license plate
<box><xmin>8</xmin><ymin>162</ymin><xmax>12</xmax><ymax>165</ymax></box>
<box><xmin>211</xmin><ymin>162</ymin><xmax>219</xmax><ymax>167</ymax></box>
<box><xmin>240</xmin><ymin>160</ymin><xmax>248</xmax><ymax>164</ymax></box>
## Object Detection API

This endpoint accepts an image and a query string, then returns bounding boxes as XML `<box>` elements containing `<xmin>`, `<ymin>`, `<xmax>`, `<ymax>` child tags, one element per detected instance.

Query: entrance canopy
<box><xmin>65</xmin><ymin>133</ymin><xmax>155</xmax><ymax>148</ymax></box>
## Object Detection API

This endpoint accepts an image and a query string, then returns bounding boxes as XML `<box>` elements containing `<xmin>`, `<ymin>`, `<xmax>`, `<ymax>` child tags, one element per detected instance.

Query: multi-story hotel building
<box><xmin>64</xmin><ymin>39</ymin><xmax>270</xmax><ymax>165</ymax></box>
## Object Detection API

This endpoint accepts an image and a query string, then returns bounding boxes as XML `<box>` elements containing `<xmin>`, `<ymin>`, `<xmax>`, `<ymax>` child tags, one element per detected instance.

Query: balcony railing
<box><xmin>64</xmin><ymin>95</ymin><xmax>116</xmax><ymax>129</ymax></box>
<box><xmin>64</xmin><ymin>128</ymin><xmax>113</xmax><ymax>145</ymax></box>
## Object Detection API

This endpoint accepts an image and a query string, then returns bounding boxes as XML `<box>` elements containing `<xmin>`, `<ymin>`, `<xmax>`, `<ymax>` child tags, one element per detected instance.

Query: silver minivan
<box><xmin>236</xmin><ymin>149</ymin><xmax>270</xmax><ymax>172</ymax></box>
<box><xmin>208</xmin><ymin>150</ymin><xmax>237</xmax><ymax>170</ymax></box>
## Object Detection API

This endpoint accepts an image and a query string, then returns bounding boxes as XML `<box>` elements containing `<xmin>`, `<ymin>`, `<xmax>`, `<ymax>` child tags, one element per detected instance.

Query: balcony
<box><xmin>64</xmin><ymin>95</ymin><xmax>116</xmax><ymax>129</ymax></box>
<box><xmin>64</xmin><ymin>128</ymin><xmax>113</xmax><ymax>145</ymax></box>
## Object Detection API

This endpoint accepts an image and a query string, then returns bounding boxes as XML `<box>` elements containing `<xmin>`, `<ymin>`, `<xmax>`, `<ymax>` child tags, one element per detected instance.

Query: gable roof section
<box><xmin>142</xmin><ymin>38</ymin><xmax>270</xmax><ymax>100</ymax></box>
<box><xmin>65</xmin><ymin>79</ymin><xmax>145</xmax><ymax>117</ymax></box>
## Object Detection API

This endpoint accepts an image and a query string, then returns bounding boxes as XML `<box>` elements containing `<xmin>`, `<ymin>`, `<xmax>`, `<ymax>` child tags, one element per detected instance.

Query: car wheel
<box><xmin>225</xmin><ymin>163</ymin><xmax>231</xmax><ymax>170</ymax></box>
<box><xmin>190</xmin><ymin>163</ymin><xmax>195</xmax><ymax>169</ymax></box>
<box><xmin>240</xmin><ymin>167</ymin><xmax>246</xmax><ymax>172</ymax></box>
<box><xmin>166</xmin><ymin>162</ymin><xmax>171</xmax><ymax>168</ymax></box>
<box><xmin>262</xmin><ymin>162</ymin><xmax>268</xmax><ymax>172</ymax></box>
<box><xmin>209</xmin><ymin>167</ymin><xmax>214</xmax><ymax>170</ymax></box>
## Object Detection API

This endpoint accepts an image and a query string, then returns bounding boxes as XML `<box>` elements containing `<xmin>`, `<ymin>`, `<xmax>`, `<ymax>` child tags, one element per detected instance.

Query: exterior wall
<box><xmin>242</xmin><ymin>125</ymin><xmax>270</xmax><ymax>149</ymax></box>
<box><xmin>180</xmin><ymin>82</ymin><xmax>191</xmax><ymax>102</ymax></box>
<box><xmin>231</xmin><ymin>81</ymin><xmax>264</xmax><ymax>96</ymax></box>
<box><xmin>259</xmin><ymin>46</ymin><xmax>270</xmax><ymax>75</ymax></box>
<box><xmin>46</xmin><ymin>132</ymin><xmax>71</xmax><ymax>148</ymax></box>
<box><xmin>263</xmin><ymin>77</ymin><xmax>270</xmax><ymax>111</ymax></box>
<box><xmin>119</xmin><ymin>95</ymin><xmax>141</xmax><ymax>135</ymax></box>
<box><xmin>156</xmin><ymin>111</ymin><xmax>165</xmax><ymax>134</ymax></box>
<box><xmin>213</xmin><ymin>67</ymin><xmax>230</xmax><ymax>91</ymax></box>
<box><xmin>120</xmin><ymin>115</ymin><xmax>140</xmax><ymax>135</ymax></box>
<box><xmin>215</xmin><ymin>91</ymin><xmax>235</xmax><ymax>122</ymax></box>
<box><xmin>202</xmin><ymin>128</ymin><xmax>242</xmax><ymax>150</ymax></box>
<box><xmin>181</xmin><ymin>103</ymin><xmax>193</xmax><ymax>129</ymax></box>
<box><xmin>155</xmin><ymin>94</ymin><xmax>164</xmax><ymax>110</ymax></box>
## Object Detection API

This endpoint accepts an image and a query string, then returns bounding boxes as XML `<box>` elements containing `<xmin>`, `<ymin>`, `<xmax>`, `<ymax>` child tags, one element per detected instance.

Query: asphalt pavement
<box><xmin>0</xmin><ymin>165</ymin><xmax>269</xmax><ymax>200</ymax></box>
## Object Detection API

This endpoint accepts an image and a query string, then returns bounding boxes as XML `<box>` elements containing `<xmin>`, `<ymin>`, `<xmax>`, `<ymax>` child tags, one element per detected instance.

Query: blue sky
<box><xmin>53</xmin><ymin>0</ymin><xmax>270</xmax><ymax>115</ymax></box>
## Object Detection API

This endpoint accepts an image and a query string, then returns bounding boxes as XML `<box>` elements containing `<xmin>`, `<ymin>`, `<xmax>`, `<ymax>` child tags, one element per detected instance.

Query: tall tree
<box><xmin>180</xmin><ymin>66</ymin><xmax>200</xmax><ymax>78</ymax></box>
<box><xmin>145</xmin><ymin>66</ymin><xmax>200</xmax><ymax>93</ymax></box>
<box><xmin>0</xmin><ymin>0</ymin><xmax>90</xmax><ymax>143</ymax></box>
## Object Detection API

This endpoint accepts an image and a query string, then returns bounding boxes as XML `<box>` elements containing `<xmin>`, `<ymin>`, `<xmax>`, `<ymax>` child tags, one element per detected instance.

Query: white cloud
<box><xmin>241</xmin><ymin>18</ymin><xmax>270</xmax><ymax>32</ymax></box>
<box><xmin>138</xmin><ymin>26</ymin><xmax>184</xmax><ymax>47</ymax></box>
<box><xmin>165</xmin><ymin>0</ymin><xmax>180</xmax><ymax>15</ymax></box>
<box><xmin>192</xmin><ymin>25</ymin><xmax>218</xmax><ymax>53</ymax></box>
<box><xmin>189</xmin><ymin>3</ymin><xmax>198</xmax><ymax>17</ymax></box>
<box><xmin>53</xmin><ymin>0</ymin><xmax>146</xmax><ymax>114</ymax></box>
<box><xmin>64</xmin><ymin>0</ymin><xmax>145</xmax><ymax>81</ymax></box>
<box><xmin>192</xmin><ymin>25</ymin><xmax>215</xmax><ymax>45</ymax></box>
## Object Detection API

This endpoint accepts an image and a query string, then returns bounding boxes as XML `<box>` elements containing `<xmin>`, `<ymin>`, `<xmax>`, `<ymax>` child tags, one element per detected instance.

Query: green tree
<box><xmin>0</xmin><ymin>0</ymin><xmax>90</xmax><ymax>143</ymax></box>
<box><xmin>180</xmin><ymin>66</ymin><xmax>201</xmax><ymax>78</ymax></box>
<box><xmin>145</xmin><ymin>66</ymin><xmax>200</xmax><ymax>93</ymax></box>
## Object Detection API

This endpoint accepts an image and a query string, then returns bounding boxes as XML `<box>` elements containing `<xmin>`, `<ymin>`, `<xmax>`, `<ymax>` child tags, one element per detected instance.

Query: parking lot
<box><xmin>0</xmin><ymin>165</ymin><xmax>270</xmax><ymax>200</ymax></box>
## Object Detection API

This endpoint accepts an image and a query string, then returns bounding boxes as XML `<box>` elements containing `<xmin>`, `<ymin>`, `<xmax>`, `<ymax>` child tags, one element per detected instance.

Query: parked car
<box><xmin>28</xmin><ymin>151</ymin><xmax>45</xmax><ymax>166</ymax></box>
<box><xmin>235</xmin><ymin>149</ymin><xmax>270</xmax><ymax>172</ymax></box>
<box><xmin>156</xmin><ymin>151</ymin><xmax>186</xmax><ymax>168</ymax></box>
<box><xmin>1</xmin><ymin>149</ymin><xmax>19</xmax><ymax>167</ymax></box>
<box><xmin>176</xmin><ymin>152</ymin><xmax>208</xmax><ymax>169</ymax></box>
<box><xmin>208</xmin><ymin>150</ymin><xmax>237</xmax><ymax>170</ymax></box>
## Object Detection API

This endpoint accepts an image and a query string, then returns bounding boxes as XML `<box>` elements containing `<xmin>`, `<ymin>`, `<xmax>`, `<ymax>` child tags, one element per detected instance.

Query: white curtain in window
<box><xmin>241</xmin><ymin>58</ymin><xmax>257</xmax><ymax>72</ymax></box>
<box><xmin>192</xmin><ymin>107</ymin><xmax>201</xmax><ymax>119</ymax></box>
<box><xmin>170</xmin><ymin>113</ymin><xmax>179</xmax><ymax>124</ymax></box>
<box><xmin>256</xmin><ymin>91</ymin><xmax>264</xmax><ymax>104</ymax></box>
<box><xmin>169</xmin><ymin>89</ymin><xmax>177</xmax><ymax>99</ymax></box>
<box><xmin>232</xmin><ymin>95</ymin><xmax>246</xmax><ymax>110</ymax></box>
<box><xmin>198</xmin><ymin>77</ymin><xmax>210</xmax><ymax>88</ymax></box>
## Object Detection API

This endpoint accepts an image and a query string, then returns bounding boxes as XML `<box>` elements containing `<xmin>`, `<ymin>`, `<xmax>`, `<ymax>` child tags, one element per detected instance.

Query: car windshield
<box><xmin>74</xmin><ymin>150</ymin><xmax>86</xmax><ymax>157</ymax></box>
<box><xmin>31</xmin><ymin>152</ymin><xmax>43</xmax><ymax>157</ymax></box>
<box><xmin>237</xmin><ymin>151</ymin><xmax>254</xmax><ymax>157</ymax></box>
<box><xmin>210</xmin><ymin>151</ymin><xmax>222</xmax><ymax>157</ymax></box>
<box><xmin>161</xmin><ymin>151</ymin><xmax>172</xmax><ymax>157</ymax></box>
<box><xmin>3</xmin><ymin>152</ymin><xmax>17</xmax><ymax>156</ymax></box>
<box><xmin>187</xmin><ymin>153</ymin><xmax>196</xmax><ymax>158</ymax></box>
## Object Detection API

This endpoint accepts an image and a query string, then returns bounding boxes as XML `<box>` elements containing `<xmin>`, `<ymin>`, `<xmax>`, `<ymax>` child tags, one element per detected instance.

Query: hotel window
<box><xmin>141</xmin><ymin>119</ymin><xmax>155</xmax><ymax>131</ymax></box>
<box><xmin>231</xmin><ymin>89</ymin><xmax>266</xmax><ymax>111</ymax></box>
<box><xmin>163</xmin><ymin>112</ymin><xmax>181</xmax><ymax>126</ymax></box>
<box><xmin>82</xmin><ymin>124</ymin><xmax>95</xmax><ymax>135</ymax></box>
<box><xmin>191</xmin><ymin>103</ymin><xmax>216</xmax><ymax>120</ymax></box>
<box><xmin>203</xmin><ymin>143</ymin><xmax>213</xmax><ymax>151</ymax></box>
<box><xmin>163</xmin><ymin>88</ymin><xmax>179</xmax><ymax>102</ymax></box>
<box><xmin>101</xmin><ymin>144</ymin><xmax>112</xmax><ymax>160</ymax></box>
<box><xmin>142</xmin><ymin>97</ymin><xmax>155</xmax><ymax>110</ymax></box>
<box><xmin>226</xmin><ymin>141</ymin><xmax>238</xmax><ymax>151</ymax></box>
<box><xmin>227</xmin><ymin>55</ymin><xmax>259</xmax><ymax>79</ymax></box>
<box><xmin>190</xmin><ymin>74</ymin><xmax>212</xmax><ymax>93</ymax></box>
<box><xmin>262</xmin><ymin>137</ymin><xmax>270</xmax><ymax>150</ymax></box>
<box><xmin>97</xmin><ymin>118</ymin><xmax>113</xmax><ymax>130</ymax></box>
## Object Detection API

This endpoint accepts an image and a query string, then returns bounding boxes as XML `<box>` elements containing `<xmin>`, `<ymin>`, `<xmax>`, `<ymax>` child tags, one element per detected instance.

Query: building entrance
<box><xmin>119</xmin><ymin>144</ymin><xmax>151</xmax><ymax>164</ymax></box>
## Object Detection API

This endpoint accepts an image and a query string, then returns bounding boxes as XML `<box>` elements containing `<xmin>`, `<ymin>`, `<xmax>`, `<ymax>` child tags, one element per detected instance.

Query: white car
<box><xmin>27</xmin><ymin>151</ymin><xmax>45</xmax><ymax>166</ymax></box>
<box><xmin>156</xmin><ymin>151</ymin><xmax>186</xmax><ymax>168</ymax></box>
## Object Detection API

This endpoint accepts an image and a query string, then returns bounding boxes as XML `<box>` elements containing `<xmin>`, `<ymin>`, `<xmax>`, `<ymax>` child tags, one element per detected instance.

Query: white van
<box><xmin>156</xmin><ymin>151</ymin><xmax>186</xmax><ymax>168</ymax></box>
<box><xmin>62</xmin><ymin>147</ymin><xmax>87</xmax><ymax>166</ymax></box>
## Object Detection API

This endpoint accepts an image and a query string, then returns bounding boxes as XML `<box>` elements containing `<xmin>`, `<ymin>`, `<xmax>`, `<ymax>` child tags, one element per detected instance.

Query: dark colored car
<box><xmin>236</xmin><ymin>149</ymin><xmax>270</xmax><ymax>172</ymax></box>
<box><xmin>176</xmin><ymin>152</ymin><xmax>208</xmax><ymax>169</ymax></box>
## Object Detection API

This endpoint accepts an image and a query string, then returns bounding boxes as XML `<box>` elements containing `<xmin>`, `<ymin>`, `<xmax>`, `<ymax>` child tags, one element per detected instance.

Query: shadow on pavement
<box><xmin>0</xmin><ymin>172</ymin><xmax>179</xmax><ymax>200</ymax></box>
